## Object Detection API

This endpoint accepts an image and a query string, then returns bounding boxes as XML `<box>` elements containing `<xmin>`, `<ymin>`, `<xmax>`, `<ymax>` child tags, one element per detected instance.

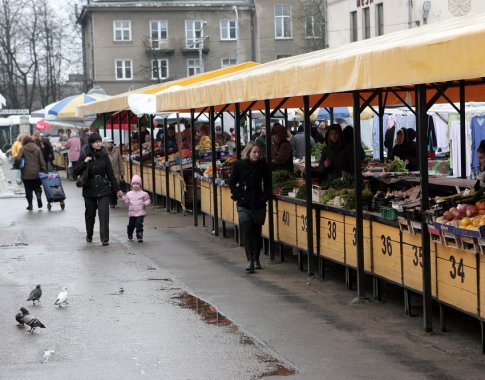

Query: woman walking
<box><xmin>15</xmin><ymin>135</ymin><xmax>47</xmax><ymax>210</ymax></box>
<box><xmin>229</xmin><ymin>141</ymin><xmax>271</xmax><ymax>272</ymax></box>
<box><xmin>74</xmin><ymin>133</ymin><xmax>122</xmax><ymax>246</ymax></box>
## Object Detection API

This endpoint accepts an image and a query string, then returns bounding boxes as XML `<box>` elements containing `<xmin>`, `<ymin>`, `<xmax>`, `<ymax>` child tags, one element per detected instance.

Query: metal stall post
<box><xmin>378</xmin><ymin>90</ymin><xmax>385</xmax><ymax>162</ymax></box>
<box><xmin>118</xmin><ymin>112</ymin><xmax>123</xmax><ymax>148</ymax></box>
<box><xmin>110</xmin><ymin>114</ymin><xmax>115</xmax><ymax>140</ymax></box>
<box><xmin>138</xmin><ymin>117</ymin><xmax>144</xmax><ymax>189</ymax></box>
<box><xmin>249</xmin><ymin>110</ymin><xmax>253</xmax><ymax>142</ymax></box>
<box><xmin>210</xmin><ymin>106</ymin><xmax>219</xmax><ymax>236</ymax></box>
<box><xmin>164</xmin><ymin>117</ymin><xmax>170</xmax><ymax>212</ymax></box>
<box><xmin>265</xmin><ymin>100</ymin><xmax>275</xmax><ymax>261</ymax></box>
<box><xmin>128</xmin><ymin>112</ymin><xmax>133</xmax><ymax>180</ymax></box>
<box><xmin>150</xmin><ymin>115</ymin><xmax>156</xmax><ymax>205</ymax></box>
<box><xmin>416</xmin><ymin>84</ymin><xmax>433</xmax><ymax>333</ymax></box>
<box><xmin>303</xmin><ymin>96</ymin><xmax>315</xmax><ymax>276</ymax></box>
<box><xmin>459</xmin><ymin>81</ymin><xmax>466</xmax><ymax>179</ymax></box>
<box><xmin>191</xmin><ymin>109</ymin><xmax>198</xmax><ymax>226</ymax></box>
<box><xmin>353</xmin><ymin>92</ymin><xmax>366</xmax><ymax>300</ymax></box>
<box><xmin>235</xmin><ymin>103</ymin><xmax>241</xmax><ymax>160</ymax></box>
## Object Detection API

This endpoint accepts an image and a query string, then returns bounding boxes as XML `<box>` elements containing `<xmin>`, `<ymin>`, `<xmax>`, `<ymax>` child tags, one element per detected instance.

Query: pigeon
<box><xmin>20</xmin><ymin>307</ymin><xmax>46</xmax><ymax>332</ymax></box>
<box><xmin>15</xmin><ymin>311</ymin><xmax>24</xmax><ymax>327</ymax></box>
<box><xmin>54</xmin><ymin>287</ymin><xmax>69</xmax><ymax>307</ymax></box>
<box><xmin>27</xmin><ymin>285</ymin><xmax>42</xmax><ymax>305</ymax></box>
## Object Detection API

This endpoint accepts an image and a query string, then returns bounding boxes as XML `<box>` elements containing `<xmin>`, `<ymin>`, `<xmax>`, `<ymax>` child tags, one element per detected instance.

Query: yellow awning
<box><xmin>78</xmin><ymin>61</ymin><xmax>259</xmax><ymax>116</ymax></box>
<box><xmin>153</xmin><ymin>13</ymin><xmax>485</xmax><ymax>113</ymax></box>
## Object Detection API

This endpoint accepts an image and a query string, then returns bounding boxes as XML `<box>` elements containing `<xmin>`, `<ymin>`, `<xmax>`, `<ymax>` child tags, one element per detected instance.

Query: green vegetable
<box><xmin>385</xmin><ymin>157</ymin><xmax>408</xmax><ymax>173</ymax></box>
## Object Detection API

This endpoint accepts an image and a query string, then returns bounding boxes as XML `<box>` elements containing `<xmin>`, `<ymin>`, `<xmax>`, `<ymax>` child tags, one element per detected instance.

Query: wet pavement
<box><xmin>1</xmin><ymin>162</ymin><xmax>485</xmax><ymax>379</ymax></box>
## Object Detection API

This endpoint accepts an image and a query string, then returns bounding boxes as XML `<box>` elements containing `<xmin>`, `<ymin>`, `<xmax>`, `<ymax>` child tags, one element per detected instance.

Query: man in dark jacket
<box><xmin>74</xmin><ymin>133</ymin><xmax>122</xmax><ymax>246</ymax></box>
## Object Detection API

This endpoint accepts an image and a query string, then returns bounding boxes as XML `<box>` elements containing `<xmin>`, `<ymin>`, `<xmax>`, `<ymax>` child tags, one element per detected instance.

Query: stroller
<box><xmin>37</xmin><ymin>172</ymin><xmax>66</xmax><ymax>211</ymax></box>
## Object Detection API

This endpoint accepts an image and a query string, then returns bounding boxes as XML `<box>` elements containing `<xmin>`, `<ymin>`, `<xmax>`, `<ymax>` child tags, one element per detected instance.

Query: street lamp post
<box><xmin>233</xmin><ymin>6</ymin><xmax>240</xmax><ymax>64</ymax></box>
<box><xmin>198</xmin><ymin>21</ymin><xmax>208</xmax><ymax>73</ymax></box>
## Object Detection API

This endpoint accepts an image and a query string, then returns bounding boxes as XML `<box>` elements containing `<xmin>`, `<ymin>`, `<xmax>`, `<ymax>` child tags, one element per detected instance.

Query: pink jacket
<box><xmin>122</xmin><ymin>189</ymin><xmax>151</xmax><ymax>217</ymax></box>
<box><xmin>64</xmin><ymin>136</ymin><xmax>81</xmax><ymax>162</ymax></box>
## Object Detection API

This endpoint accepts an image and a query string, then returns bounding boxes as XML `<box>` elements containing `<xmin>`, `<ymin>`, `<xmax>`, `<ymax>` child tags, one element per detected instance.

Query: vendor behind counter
<box><xmin>388</xmin><ymin>128</ymin><xmax>418</xmax><ymax>171</ymax></box>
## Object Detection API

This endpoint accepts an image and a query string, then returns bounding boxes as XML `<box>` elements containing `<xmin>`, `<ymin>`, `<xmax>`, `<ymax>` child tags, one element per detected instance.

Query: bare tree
<box><xmin>0</xmin><ymin>0</ymin><xmax>83</xmax><ymax>110</ymax></box>
<box><xmin>295</xmin><ymin>0</ymin><xmax>327</xmax><ymax>51</ymax></box>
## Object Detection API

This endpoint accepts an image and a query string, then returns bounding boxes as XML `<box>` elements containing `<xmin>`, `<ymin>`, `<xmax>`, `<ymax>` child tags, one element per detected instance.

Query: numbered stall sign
<box><xmin>320</xmin><ymin>211</ymin><xmax>345</xmax><ymax>264</ymax></box>
<box><xmin>371</xmin><ymin>222</ymin><xmax>402</xmax><ymax>284</ymax></box>
<box><xmin>344</xmin><ymin>216</ymin><xmax>371</xmax><ymax>271</ymax></box>
<box><xmin>277</xmin><ymin>200</ymin><xmax>297</xmax><ymax>247</ymax></box>
<box><xmin>436</xmin><ymin>244</ymin><xmax>478</xmax><ymax>316</ymax></box>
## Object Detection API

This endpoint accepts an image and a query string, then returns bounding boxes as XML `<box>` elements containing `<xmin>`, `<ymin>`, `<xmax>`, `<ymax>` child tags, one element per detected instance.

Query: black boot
<box><xmin>241</xmin><ymin>221</ymin><xmax>255</xmax><ymax>273</ymax></box>
<box><xmin>26</xmin><ymin>201</ymin><xmax>33</xmax><ymax>211</ymax></box>
<box><xmin>35</xmin><ymin>189</ymin><xmax>42</xmax><ymax>208</ymax></box>
<box><xmin>127</xmin><ymin>225</ymin><xmax>133</xmax><ymax>240</ymax></box>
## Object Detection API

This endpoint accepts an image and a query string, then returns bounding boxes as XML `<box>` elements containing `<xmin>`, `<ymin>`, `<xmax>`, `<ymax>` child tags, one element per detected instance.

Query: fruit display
<box><xmin>436</xmin><ymin>202</ymin><xmax>485</xmax><ymax>229</ymax></box>
<box><xmin>196</xmin><ymin>136</ymin><xmax>212</xmax><ymax>150</ymax></box>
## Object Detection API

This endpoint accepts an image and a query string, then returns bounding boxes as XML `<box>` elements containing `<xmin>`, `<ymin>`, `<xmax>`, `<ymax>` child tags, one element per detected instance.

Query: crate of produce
<box><xmin>381</xmin><ymin>207</ymin><xmax>397</xmax><ymax>221</ymax></box>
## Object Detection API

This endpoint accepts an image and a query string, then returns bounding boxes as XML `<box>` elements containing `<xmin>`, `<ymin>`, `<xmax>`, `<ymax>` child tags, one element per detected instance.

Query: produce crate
<box><xmin>381</xmin><ymin>207</ymin><xmax>397</xmax><ymax>221</ymax></box>
<box><xmin>372</xmin><ymin>197</ymin><xmax>391</xmax><ymax>213</ymax></box>
<box><xmin>409</xmin><ymin>220</ymin><xmax>422</xmax><ymax>235</ymax></box>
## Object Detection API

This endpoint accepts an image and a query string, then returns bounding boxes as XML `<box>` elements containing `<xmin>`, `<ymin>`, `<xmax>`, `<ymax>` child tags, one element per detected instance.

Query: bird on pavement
<box><xmin>54</xmin><ymin>287</ymin><xmax>69</xmax><ymax>307</ymax></box>
<box><xmin>20</xmin><ymin>307</ymin><xmax>46</xmax><ymax>332</ymax></box>
<box><xmin>27</xmin><ymin>285</ymin><xmax>42</xmax><ymax>305</ymax></box>
<box><xmin>15</xmin><ymin>311</ymin><xmax>24</xmax><ymax>327</ymax></box>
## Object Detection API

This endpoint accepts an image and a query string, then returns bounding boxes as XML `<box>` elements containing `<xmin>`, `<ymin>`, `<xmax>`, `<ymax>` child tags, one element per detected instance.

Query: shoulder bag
<box><xmin>76</xmin><ymin>165</ymin><xmax>89</xmax><ymax>188</ymax></box>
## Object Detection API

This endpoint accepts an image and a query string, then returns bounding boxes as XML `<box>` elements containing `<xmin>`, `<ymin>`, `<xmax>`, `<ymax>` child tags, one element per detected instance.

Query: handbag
<box><xmin>18</xmin><ymin>156</ymin><xmax>25</xmax><ymax>170</ymax></box>
<box><xmin>76</xmin><ymin>166</ymin><xmax>89</xmax><ymax>188</ymax></box>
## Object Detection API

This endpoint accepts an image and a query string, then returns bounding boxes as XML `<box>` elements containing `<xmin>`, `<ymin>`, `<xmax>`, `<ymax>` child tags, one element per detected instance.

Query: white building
<box><xmin>327</xmin><ymin>0</ymin><xmax>484</xmax><ymax>48</ymax></box>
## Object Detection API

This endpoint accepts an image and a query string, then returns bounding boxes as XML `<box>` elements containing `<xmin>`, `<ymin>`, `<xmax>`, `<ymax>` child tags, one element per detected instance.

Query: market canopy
<box><xmin>78</xmin><ymin>61</ymin><xmax>259</xmax><ymax>117</ymax></box>
<box><xmin>46</xmin><ymin>93</ymin><xmax>109</xmax><ymax>118</ymax></box>
<box><xmin>153</xmin><ymin>13</ymin><xmax>485</xmax><ymax>113</ymax></box>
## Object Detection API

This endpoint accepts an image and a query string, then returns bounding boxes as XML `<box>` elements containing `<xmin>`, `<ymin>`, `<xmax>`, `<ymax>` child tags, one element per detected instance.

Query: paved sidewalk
<box><xmin>1</xmin><ymin>163</ymin><xmax>485</xmax><ymax>379</ymax></box>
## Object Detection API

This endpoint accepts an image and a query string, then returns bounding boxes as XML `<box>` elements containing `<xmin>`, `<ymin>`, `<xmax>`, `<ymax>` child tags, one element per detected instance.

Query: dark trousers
<box><xmin>23</xmin><ymin>179</ymin><xmax>42</xmax><ymax>205</ymax></box>
<box><xmin>240</xmin><ymin>220</ymin><xmax>262</xmax><ymax>261</ymax></box>
<box><xmin>84</xmin><ymin>195</ymin><xmax>110</xmax><ymax>242</ymax></box>
<box><xmin>70</xmin><ymin>161</ymin><xmax>78</xmax><ymax>180</ymax></box>
<box><xmin>127</xmin><ymin>216</ymin><xmax>145</xmax><ymax>238</ymax></box>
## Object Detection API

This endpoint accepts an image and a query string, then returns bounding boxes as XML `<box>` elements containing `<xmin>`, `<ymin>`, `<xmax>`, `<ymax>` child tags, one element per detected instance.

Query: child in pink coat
<box><xmin>121</xmin><ymin>175</ymin><xmax>151</xmax><ymax>242</ymax></box>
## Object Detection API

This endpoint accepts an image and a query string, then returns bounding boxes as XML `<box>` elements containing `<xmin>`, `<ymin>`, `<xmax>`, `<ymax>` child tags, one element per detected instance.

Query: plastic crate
<box><xmin>381</xmin><ymin>207</ymin><xmax>397</xmax><ymax>221</ymax></box>
<box><xmin>372</xmin><ymin>197</ymin><xmax>390</xmax><ymax>212</ymax></box>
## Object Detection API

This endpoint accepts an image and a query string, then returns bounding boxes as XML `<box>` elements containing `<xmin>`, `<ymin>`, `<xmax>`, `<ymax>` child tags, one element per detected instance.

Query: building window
<box><xmin>220</xmin><ymin>20</ymin><xmax>237</xmax><ymax>40</ymax></box>
<box><xmin>362</xmin><ymin>7</ymin><xmax>371</xmax><ymax>39</ymax></box>
<box><xmin>187</xmin><ymin>59</ymin><xmax>201</xmax><ymax>76</ymax></box>
<box><xmin>305</xmin><ymin>4</ymin><xmax>322</xmax><ymax>38</ymax></box>
<box><xmin>275</xmin><ymin>4</ymin><xmax>292</xmax><ymax>39</ymax></box>
<box><xmin>151</xmin><ymin>59</ymin><xmax>169</xmax><ymax>80</ymax></box>
<box><xmin>350</xmin><ymin>11</ymin><xmax>358</xmax><ymax>42</ymax></box>
<box><xmin>221</xmin><ymin>58</ymin><xmax>237</xmax><ymax>68</ymax></box>
<box><xmin>115</xmin><ymin>59</ymin><xmax>132</xmax><ymax>80</ymax></box>
<box><xmin>186</xmin><ymin>20</ymin><xmax>205</xmax><ymax>48</ymax></box>
<box><xmin>376</xmin><ymin>3</ymin><xmax>384</xmax><ymax>36</ymax></box>
<box><xmin>113</xmin><ymin>20</ymin><xmax>131</xmax><ymax>41</ymax></box>
<box><xmin>276</xmin><ymin>54</ymin><xmax>291</xmax><ymax>60</ymax></box>
<box><xmin>150</xmin><ymin>20</ymin><xmax>168</xmax><ymax>49</ymax></box>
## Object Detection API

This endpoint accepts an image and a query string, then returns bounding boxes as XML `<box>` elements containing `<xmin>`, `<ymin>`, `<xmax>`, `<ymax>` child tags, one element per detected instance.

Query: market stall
<box><xmin>144</xmin><ymin>13</ymin><xmax>485</xmax><ymax>350</ymax></box>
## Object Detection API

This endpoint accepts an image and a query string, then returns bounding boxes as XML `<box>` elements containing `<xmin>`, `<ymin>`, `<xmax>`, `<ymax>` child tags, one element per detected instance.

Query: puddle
<box><xmin>0</xmin><ymin>242</ymin><xmax>29</xmax><ymax>248</ymax></box>
<box><xmin>172</xmin><ymin>292</ymin><xmax>296</xmax><ymax>377</ymax></box>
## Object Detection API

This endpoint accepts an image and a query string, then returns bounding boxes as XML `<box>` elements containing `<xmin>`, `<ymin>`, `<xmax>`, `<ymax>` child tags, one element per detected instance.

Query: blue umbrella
<box><xmin>316</xmin><ymin>107</ymin><xmax>350</xmax><ymax>120</ymax></box>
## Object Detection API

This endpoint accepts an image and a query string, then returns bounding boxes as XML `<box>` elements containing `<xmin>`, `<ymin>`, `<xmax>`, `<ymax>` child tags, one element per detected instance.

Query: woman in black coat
<box><xmin>229</xmin><ymin>141</ymin><xmax>271</xmax><ymax>272</ymax></box>
<box><xmin>318</xmin><ymin>123</ymin><xmax>350</xmax><ymax>182</ymax></box>
<box><xmin>389</xmin><ymin>128</ymin><xmax>418</xmax><ymax>171</ymax></box>
<box><xmin>74</xmin><ymin>133</ymin><xmax>122</xmax><ymax>246</ymax></box>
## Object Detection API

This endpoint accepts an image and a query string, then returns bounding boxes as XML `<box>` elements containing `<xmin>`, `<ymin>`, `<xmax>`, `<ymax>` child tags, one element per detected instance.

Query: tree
<box><xmin>0</xmin><ymin>0</ymin><xmax>83</xmax><ymax>109</ymax></box>
<box><xmin>296</xmin><ymin>0</ymin><xmax>328</xmax><ymax>51</ymax></box>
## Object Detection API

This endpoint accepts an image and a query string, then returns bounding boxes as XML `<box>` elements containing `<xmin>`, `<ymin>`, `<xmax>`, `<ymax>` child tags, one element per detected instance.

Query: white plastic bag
<box><xmin>15</xmin><ymin>169</ymin><xmax>22</xmax><ymax>185</ymax></box>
